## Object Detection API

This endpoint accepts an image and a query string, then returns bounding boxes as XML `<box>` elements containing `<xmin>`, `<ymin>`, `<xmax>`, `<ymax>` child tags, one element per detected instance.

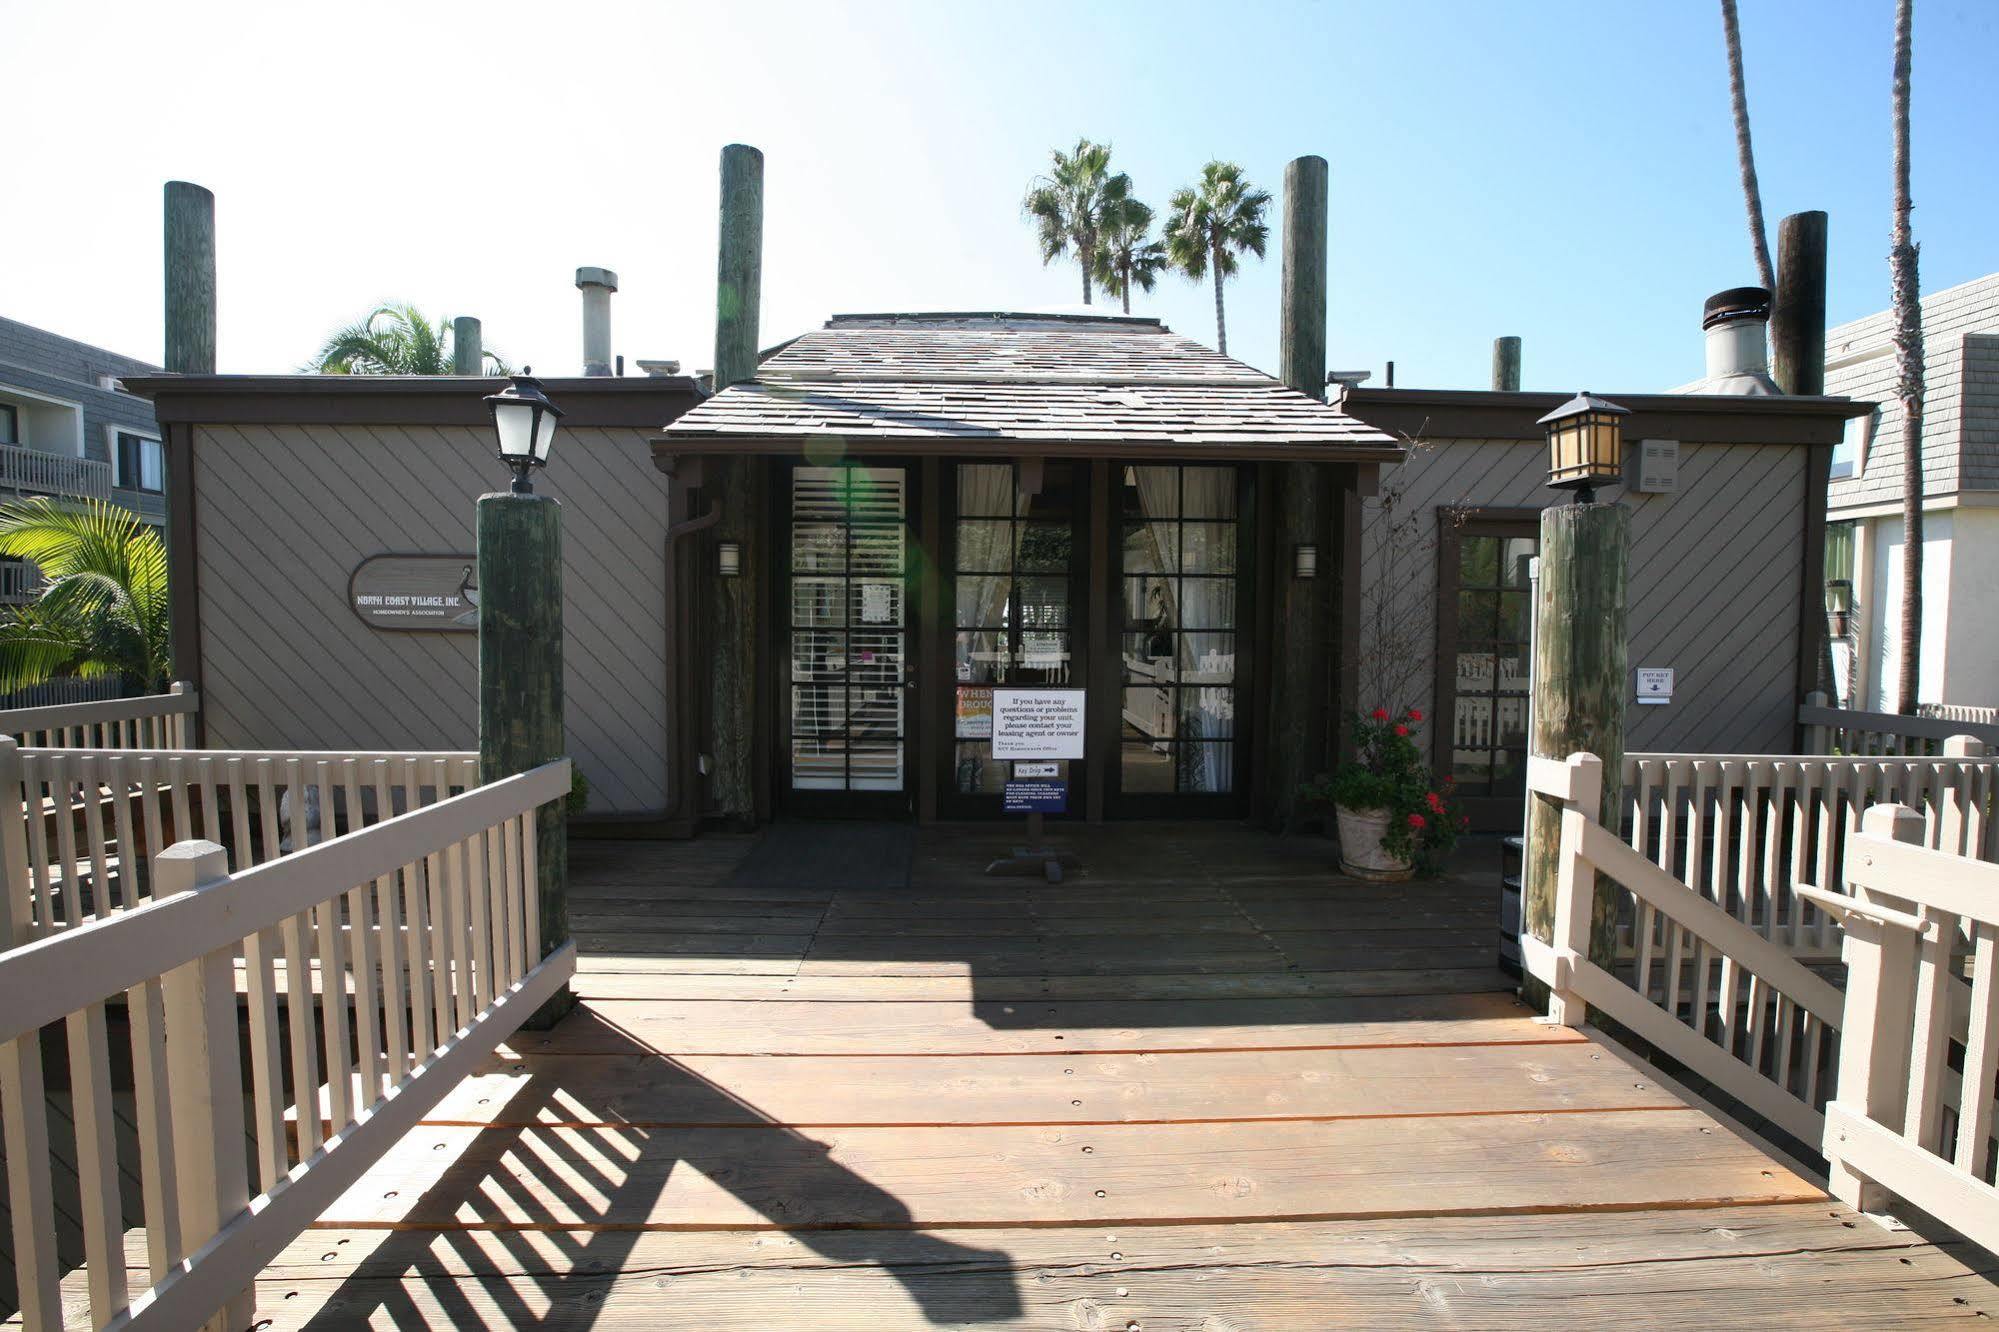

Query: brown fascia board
<box><xmin>122</xmin><ymin>374</ymin><xmax>708</xmax><ymax>430</ymax></box>
<box><xmin>1342</xmin><ymin>387</ymin><xmax>1872</xmax><ymax>446</ymax></box>
<box><xmin>649</xmin><ymin>431</ymin><xmax>1405</xmax><ymax>466</ymax></box>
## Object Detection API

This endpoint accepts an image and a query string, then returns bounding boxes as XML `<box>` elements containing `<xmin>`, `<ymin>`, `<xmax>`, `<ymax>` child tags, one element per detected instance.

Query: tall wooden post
<box><xmin>1492</xmin><ymin>336</ymin><xmax>1522</xmax><ymax>391</ymax></box>
<box><xmin>452</xmin><ymin>316</ymin><xmax>484</xmax><ymax>375</ymax></box>
<box><xmin>1265</xmin><ymin>155</ymin><xmax>1336</xmax><ymax>829</ymax></box>
<box><xmin>1522</xmin><ymin>500</ymin><xmax>1629</xmax><ymax>1010</ymax></box>
<box><xmin>1774</xmin><ymin>210</ymin><xmax>1835</xmax><ymax>723</ymax></box>
<box><xmin>479</xmin><ymin>491</ymin><xmax>571</xmax><ymax>1025</ymax></box>
<box><xmin>707</xmin><ymin>144</ymin><xmax>766</xmax><ymax>825</ymax></box>
<box><xmin>164</xmin><ymin>181</ymin><xmax>216</xmax><ymax>374</ymax></box>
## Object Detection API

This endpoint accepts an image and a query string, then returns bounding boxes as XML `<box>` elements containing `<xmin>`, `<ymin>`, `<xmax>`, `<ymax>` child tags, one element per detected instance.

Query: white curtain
<box><xmin>956</xmin><ymin>465</ymin><xmax>1019</xmax><ymax>679</ymax></box>
<box><xmin>1177</xmin><ymin>468</ymin><xmax>1233</xmax><ymax>792</ymax></box>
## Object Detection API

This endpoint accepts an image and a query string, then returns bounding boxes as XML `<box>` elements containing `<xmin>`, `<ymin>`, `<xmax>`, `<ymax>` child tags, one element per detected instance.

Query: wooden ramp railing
<box><xmin>1800</xmin><ymin>694</ymin><xmax>1999</xmax><ymax>757</ymax></box>
<box><xmin>1620</xmin><ymin>741</ymin><xmax>1995</xmax><ymax>960</ymax></box>
<box><xmin>2</xmin><ymin>741</ymin><xmax>483</xmax><ymax>936</ymax></box>
<box><xmin>1525</xmin><ymin>753</ymin><xmax>1845</xmax><ymax>1147</ymax></box>
<box><xmin>1529</xmin><ymin>753</ymin><xmax>1999</xmax><ymax>1249</ymax></box>
<box><xmin>1812</xmin><ymin>806</ymin><xmax>1999</xmax><ymax>1252</ymax></box>
<box><xmin>0</xmin><ymin>756</ymin><xmax>574</xmax><ymax>1331</ymax></box>
<box><xmin>0</xmin><ymin>685</ymin><xmax>197</xmax><ymax>752</ymax></box>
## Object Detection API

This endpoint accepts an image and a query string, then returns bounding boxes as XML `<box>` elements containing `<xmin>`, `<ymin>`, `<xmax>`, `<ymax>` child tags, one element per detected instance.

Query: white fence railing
<box><xmin>1808</xmin><ymin>805</ymin><xmax>1999</xmax><ymax>1253</ymax></box>
<box><xmin>1527</xmin><ymin>752</ymin><xmax>1847</xmax><ymax>1147</ymax></box>
<box><xmin>0</xmin><ymin>755</ymin><xmax>573</xmax><ymax>1330</ymax></box>
<box><xmin>1621</xmin><ymin>741</ymin><xmax>1996</xmax><ymax>959</ymax></box>
<box><xmin>1802</xmin><ymin>694</ymin><xmax>1999</xmax><ymax>756</ymax></box>
<box><xmin>0</xmin><ymin>683</ymin><xmax>197</xmax><ymax>751</ymax></box>
<box><xmin>3</xmin><ymin>739</ymin><xmax>481</xmax><ymax>936</ymax></box>
<box><xmin>0</xmin><ymin>446</ymin><xmax>113</xmax><ymax>502</ymax></box>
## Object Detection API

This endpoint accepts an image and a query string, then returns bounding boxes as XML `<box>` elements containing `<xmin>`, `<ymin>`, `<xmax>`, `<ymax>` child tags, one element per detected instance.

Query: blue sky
<box><xmin>2</xmin><ymin>0</ymin><xmax>1993</xmax><ymax>392</ymax></box>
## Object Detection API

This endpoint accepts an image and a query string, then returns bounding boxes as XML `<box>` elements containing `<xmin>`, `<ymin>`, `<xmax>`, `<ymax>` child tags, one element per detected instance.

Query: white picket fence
<box><xmin>3</xmin><ymin>740</ymin><xmax>482</xmax><ymax>937</ymax></box>
<box><xmin>1620</xmin><ymin>741</ymin><xmax>1995</xmax><ymax>960</ymax></box>
<box><xmin>0</xmin><ymin>684</ymin><xmax>198</xmax><ymax>752</ymax></box>
<box><xmin>0</xmin><ymin>752</ymin><xmax>572</xmax><ymax>1330</ymax></box>
<box><xmin>1814</xmin><ymin>807</ymin><xmax>1999</xmax><ymax>1252</ymax></box>
<box><xmin>1528</xmin><ymin>752</ymin><xmax>1999</xmax><ymax>1252</ymax></box>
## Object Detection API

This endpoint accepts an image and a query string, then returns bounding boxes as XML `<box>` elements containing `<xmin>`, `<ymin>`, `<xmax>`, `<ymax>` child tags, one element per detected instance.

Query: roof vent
<box><xmin>1698</xmin><ymin>286</ymin><xmax>1779</xmax><ymax>394</ymax></box>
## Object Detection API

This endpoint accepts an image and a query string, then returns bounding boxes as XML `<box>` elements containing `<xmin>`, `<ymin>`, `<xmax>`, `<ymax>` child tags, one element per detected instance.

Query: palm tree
<box><xmin>1720</xmin><ymin>0</ymin><xmax>1776</xmax><ymax>292</ymax></box>
<box><xmin>1889</xmin><ymin>0</ymin><xmax>1926</xmax><ymax>714</ymax></box>
<box><xmin>308</xmin><ymin>304</ymin><xmax>507</xmax><ymax>375</ymax></box>
<box><xmin>1093</xmin><ymin>184</ymin><xmax>1169</xmax><ymax>315</ymax></box>
<box><xmin>0</xmin><ymin>499</ymin><xmax>171</xmax><ymax>693</ymax></box>
<box><xmin>1022</xmin><ymin>139</ymin><xmax>1123</xmax><ymax>305</ymax></box>
<box><xmin>1163</xmin><ymin>161</ymin><xmax>1272</xmax><ymax>355</ymax></box>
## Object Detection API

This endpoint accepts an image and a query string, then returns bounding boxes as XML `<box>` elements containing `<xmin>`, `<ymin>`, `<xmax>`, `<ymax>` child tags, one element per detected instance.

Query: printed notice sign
<box><xmin>991</xmin><ymin>688</ymin><xmax>1085</xmax><ymax>760</ymax></box>
<box><xmin>349</xmin><ymin>555</ymin><xmax>479</xmax><ymax>632</ymax></box>
<box><xmin>1003</xmin><ymin>780</ymin><xmax>1067</xmax><ymax>814</ymax></box>
<box><xmin>1636</xmin><ymin>667</ymin><xmax>1674</xmax><ymax>705</ymax></box>
<box><xmin>955</xmin><ymin>686</ymin><xmax>994</xmax><ymax>739</ymax></box>
<box><xmin>1012</xmin><ymin>762</ymin><xmax>1059</xmax><ymax>778</ymax></box>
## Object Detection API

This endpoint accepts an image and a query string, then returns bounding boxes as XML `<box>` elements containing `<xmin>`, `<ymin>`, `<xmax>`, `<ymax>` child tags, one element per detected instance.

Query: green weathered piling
<box><xmin>164</xmin><ymin>181</ymin><xmax>216</xmax><ymax>374</ymax></box>
<box><xmin>1772</xmin><ymin>211</ymin><xmax>1828</xmax><ymax>396</ymax></box>
<box><xmin>1492</xmin><ymin>337</ymin><xmax>1522</xmax><ymax>391</ymax></box>
<box><xmin>452</xmin><ymin>316</ymin><xmax>484</xmax><ymax>376</ymax></box>
<box><xmin>1522</xmin><ymin>500</ymin><xmax>1629</xmax><ymax>1011</ymax></box>
<box><xmin>478</xmin><ymin>491</ymin><xmax>571</xmax><ymax>1025</ymax></box>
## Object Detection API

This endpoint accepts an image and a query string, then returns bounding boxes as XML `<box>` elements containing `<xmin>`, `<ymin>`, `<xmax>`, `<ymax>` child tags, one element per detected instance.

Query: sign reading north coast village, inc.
<box><xmin>990</xmin><ymin>688</ymin><xmax>1085</xmax><ymax>760</ymax></box>
<box><xmin>349</xmin><ymin>555</ymin><xmax>480</xmax><ymax>632</ymax></box>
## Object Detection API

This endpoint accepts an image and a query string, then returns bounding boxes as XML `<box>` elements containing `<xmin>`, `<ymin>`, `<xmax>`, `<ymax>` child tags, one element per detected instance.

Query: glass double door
<box><xmin>786</xmin><ymin>464</ymin><xmax>910</xmax><ymax>811</ymax></box>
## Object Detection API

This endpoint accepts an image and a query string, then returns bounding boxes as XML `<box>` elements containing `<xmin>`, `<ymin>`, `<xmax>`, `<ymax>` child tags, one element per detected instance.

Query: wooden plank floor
<box><xmin>250</xmin><ymin>824</ymin><xmax>1997</xmax><ymax>1328</ymax></box>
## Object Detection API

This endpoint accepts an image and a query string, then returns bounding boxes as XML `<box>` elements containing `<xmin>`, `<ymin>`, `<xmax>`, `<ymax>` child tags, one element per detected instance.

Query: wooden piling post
<box><xmin>1774</xmin><ymin>210</ymin><xmax>1835</xmax><ymax>725</ymax></box>
<box><xmin>1492</xmin><ymin>336</ymin><xmax>1522</xmax><ymax>391</ymax></box>
<box><xmin>1261</xmin><ymin>156</ymin><xmax>1337</xmax><ymax>829</ymax></box>
<box><xmin>164</xmin><ymin>181</ymin><xmax>216</xmax><ymax>374</ymax></box>
<box><xmin>707</xmin><ymin>144</ymin><xmax>766</xmax><ymax>825</ymax></box>
<box><xmin>1522</xmin><ymin>500</ymin><xmax>1629</xmax><ymax>1012</ymax></box>
<box><xmin>452</xmin><ymin>316</ymin><xmax>484</xmax><ymax>375</ymax></box>
<box><xmin>478</xmin><ymin>491</ymin><xmax>571</xmax><ymax>1025</ymax></box>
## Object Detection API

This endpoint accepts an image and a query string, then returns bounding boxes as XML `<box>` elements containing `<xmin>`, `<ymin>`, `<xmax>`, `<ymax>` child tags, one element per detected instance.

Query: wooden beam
<box><xmin>1278</xmin><ymin>155</ymin><xmax>1329</xmax><ymax>402</ymax></box>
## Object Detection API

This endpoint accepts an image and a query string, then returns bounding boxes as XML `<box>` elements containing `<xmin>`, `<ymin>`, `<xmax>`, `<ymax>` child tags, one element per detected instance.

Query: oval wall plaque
<box><xmin>349</xmin><ymin>554</ymin><xmax>479</xmax><ymax>632</ymax></box>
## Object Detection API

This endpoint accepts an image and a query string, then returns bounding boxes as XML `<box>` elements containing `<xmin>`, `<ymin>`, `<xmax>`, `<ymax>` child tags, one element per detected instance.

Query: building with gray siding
<box><xmin>1823</xmin><ymin>272</ymin><xmax>1999</xmax><ymax>712</ymax></box>
<box><xmin>0</xmin><ymin>316</ymin><xmax>168</xmax><ymax>605</ymax></box>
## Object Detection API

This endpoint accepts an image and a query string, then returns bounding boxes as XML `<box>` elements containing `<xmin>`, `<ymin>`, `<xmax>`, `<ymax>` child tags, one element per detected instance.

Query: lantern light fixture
<box><xmin>1293</xmin><ymin>543</ymin><xmax>1318</xmax><ymax>579</ymax></box>
<box><xmin>718</xmin><ymin>541</ymin><xmax>742</xmax><ymax>577</ymax></box>
<box><xmin>1536</xmin><ymin>390</ymin><xmax>1630</xmax><ymax>504</ymax></box>
<box><xmin>483</xmin><ymin>371</ymin><xmax>565</xmax><ymax>493</ymax></box>
<box><xmin>1825</xmin><ymin>578</ymin><xmax>1854</xmax><ymax>639</ymax></box>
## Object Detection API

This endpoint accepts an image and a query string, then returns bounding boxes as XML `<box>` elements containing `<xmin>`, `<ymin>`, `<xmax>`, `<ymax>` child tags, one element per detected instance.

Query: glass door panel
<box><xmin>788</xmin><ymin>465</ymin><xmax>909</xmax><ymax>797</ymax></box>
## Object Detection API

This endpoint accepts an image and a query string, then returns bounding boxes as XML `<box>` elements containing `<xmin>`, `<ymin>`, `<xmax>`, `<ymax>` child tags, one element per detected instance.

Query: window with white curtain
<box><xmin>1120</xmin><ymin>464</ymin><xmax>1237</xmax><ymax>794</ymax></box>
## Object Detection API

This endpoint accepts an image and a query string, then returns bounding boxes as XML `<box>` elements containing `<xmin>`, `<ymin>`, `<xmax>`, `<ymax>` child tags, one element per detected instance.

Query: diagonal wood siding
<box><xmin>1362</xmin><ymin>437</ymin><xmax>1807</xmax><ymax>759</ymax></box>
<box><xmin>191</xmin><ymin>423</ymin><xmax>669</xmax><ymax>813</ymax></box>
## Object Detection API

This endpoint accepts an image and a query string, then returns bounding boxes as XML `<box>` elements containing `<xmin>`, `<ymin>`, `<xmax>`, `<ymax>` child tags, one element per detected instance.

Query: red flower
<box><xmin>1371</xmin><ymin>708</ymin><xmax>1389</xmax><ymax>721</ymax></box>
<box><xmin>1407</xmin><ymin>709</ymin><xmax>1424</xmax><ymax>722</ymax></box>
<box><xmin>1407</xmin><ymin>813</ymin><xmax>1426</xmax><ymax>829</ymax></box>
<box><xmin>1425</xmin><ymin>791</ymin><xmax>1445</xmax><ymax>812</ymax></box>
<box><xmin>1393</xmin><ymin>724</ymin><xmax>1409</xmax><ymax>737</ymax></box>
<box><xmin>1459</xmin><ymin>816</ymin><xmax>1470</xmax><ymax>828</ymax></box>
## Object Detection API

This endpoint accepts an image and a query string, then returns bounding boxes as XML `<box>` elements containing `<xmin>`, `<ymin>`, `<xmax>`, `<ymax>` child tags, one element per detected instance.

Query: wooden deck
<box><xmin>259</xmin><ymin>823</ymin><xmax>1995</xmax><ymax>1329</ymax></box>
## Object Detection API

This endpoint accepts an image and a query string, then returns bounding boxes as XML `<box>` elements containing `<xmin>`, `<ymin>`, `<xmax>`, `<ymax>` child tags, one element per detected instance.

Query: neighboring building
<box><xmin>1342</xmin><ymin>291</ymin><xmax>1867</xmax><ymax>828</ymax></box>
<box><xmin>0</xmin><ymin>316</ymin><xmax>167</xmax><ymax>604</ymax></box>
<box><xmin>1823</xmin><ymin>272</ymin><xmax>1999</xmax><ymax>713</ymax></box>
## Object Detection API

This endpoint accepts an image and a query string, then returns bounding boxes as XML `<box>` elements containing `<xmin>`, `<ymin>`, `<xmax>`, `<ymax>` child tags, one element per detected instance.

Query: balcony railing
<box><xmin>0</xmin><ymin>559</ymin><xmax>42</xmax><ymax>603</ymax></box>
<box><xmin>0</xmin><ymin>445</ymin><xmax>113</xmax><ymax>501</ymax></box>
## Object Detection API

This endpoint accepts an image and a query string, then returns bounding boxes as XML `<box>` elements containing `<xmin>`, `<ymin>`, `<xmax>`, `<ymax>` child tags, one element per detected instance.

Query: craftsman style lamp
<box><xmin>1826</xmin><ymin>578</ymin><xmax>1854</xmax><ymax>638</ymax></box>
<box><xmin>1537</xmin><ymin>391</ymin><xmax>1630</xmax><ymax>504</ymax></box>
<box><xmin>484</xmin><ymin>372</ymin><xmax>564</xmax><ymax>493</ymax></box>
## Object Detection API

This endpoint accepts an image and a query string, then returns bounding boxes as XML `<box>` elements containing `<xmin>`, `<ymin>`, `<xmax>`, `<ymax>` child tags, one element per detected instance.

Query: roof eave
<box><xmin>650</xmin><ymin>431</ymin><xmax>1405</xmax><ymax>465</ymax></box>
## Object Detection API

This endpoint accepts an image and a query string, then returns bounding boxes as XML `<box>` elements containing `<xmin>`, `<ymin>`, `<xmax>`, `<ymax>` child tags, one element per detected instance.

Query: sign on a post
<box><xmin>1636</xmin><ymin>667</ymin><xmax>1674</xmax><ymax>705</ymax></box>
<box><xmin>990</xmin><ymin>688</ymin><xmax>1085</xmax><ymax>760</ymax></box>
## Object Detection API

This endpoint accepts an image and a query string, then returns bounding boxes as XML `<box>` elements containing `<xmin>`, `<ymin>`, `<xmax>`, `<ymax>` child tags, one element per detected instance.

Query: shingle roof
<box><xmin>660</xmin><ymin>313</ymin><xmax>1404</xmax><ymax>461</ymax></box>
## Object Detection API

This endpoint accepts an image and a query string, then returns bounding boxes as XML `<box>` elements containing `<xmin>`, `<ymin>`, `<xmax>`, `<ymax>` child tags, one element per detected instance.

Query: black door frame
<box><xmin>1433</xmin><ymin>506</ymin><xmax>1541</xmax><ymax>831</ymax></box>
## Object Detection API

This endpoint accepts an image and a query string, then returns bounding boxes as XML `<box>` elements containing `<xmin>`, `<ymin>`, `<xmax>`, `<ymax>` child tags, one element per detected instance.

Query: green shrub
<box><xmin>1299</xmin><ymin>707</ymin><xmax>1465</xmax><ymax>870</ymax></box>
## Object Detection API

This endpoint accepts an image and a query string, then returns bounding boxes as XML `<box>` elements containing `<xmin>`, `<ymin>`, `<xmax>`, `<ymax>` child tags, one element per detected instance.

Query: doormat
<box><xmin>723</xmin><ymin>822</ymin><xmax>915</xmax><ymax>892</ymax></box>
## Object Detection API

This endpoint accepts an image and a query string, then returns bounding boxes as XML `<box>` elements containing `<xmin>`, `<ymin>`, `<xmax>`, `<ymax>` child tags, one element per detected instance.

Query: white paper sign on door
<box><xmin>991</xmin><ymin>688</ymin><xmax>1086</xmax><ymax>760</ymax></box>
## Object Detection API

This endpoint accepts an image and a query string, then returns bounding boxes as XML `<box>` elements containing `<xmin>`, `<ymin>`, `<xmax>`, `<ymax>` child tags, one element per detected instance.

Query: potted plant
<box><xmin>1301</xmin><ymin>707</ymin><xmax>1463</xmax><ymax>880</ymax></box>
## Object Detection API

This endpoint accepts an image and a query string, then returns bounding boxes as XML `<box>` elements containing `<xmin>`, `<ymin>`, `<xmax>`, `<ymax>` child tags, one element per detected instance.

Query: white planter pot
<box><xmin>1334</xmin><ymin>804</ymin><xmax>1415</xmax><ymax>881</ymax></box>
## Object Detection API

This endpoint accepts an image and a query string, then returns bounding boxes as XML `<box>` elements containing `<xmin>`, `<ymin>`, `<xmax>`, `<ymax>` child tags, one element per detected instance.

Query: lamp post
<box><xmin>478</xmin><ymin>374</ymin><xmax>572</xmax><ymax>1026</ymax></box>
<box><xmin>1520</xmin><ymin>390</ymin><xmax>1631</xmax><ymax>1021</ymax></box>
